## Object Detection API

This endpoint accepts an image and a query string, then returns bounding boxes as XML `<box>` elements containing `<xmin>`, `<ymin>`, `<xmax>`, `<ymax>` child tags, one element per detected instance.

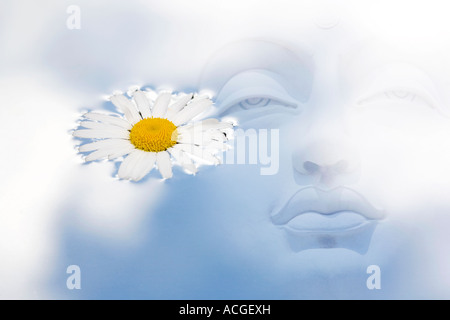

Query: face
<box><xmin>139</xmin><ymin>1</ymin><xmax>450</xmax><ymax>298</ymax></box>
<box><xmin>195</xmin><ymin>35</ymin><xmax>450</xmax><ymax>253</ymax></box>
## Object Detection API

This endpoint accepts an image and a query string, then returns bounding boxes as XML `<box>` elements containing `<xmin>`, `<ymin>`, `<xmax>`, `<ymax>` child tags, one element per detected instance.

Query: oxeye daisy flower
<box><xmin>73</xmin><ymin>89</ymin><xmax>233</xmax><ymax>181</ymax></box>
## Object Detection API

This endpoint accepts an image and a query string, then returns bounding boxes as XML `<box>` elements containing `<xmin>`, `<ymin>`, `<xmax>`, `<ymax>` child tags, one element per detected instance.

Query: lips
<box><xmin>271</xmin><ymin>187</ymin><xmax>386</xmax><ymax>253</ymax></box>
<box><xmin>271</xmin><ymin>186</ymin><xmax>385</xmax><ymax>226</ymax></box>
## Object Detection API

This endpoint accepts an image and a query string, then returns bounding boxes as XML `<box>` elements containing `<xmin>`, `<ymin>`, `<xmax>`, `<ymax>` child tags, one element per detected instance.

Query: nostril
<box><xmin>303</xmin><ymin>161</ymin><xmax>320</xmax><ymax>174</ymax></box>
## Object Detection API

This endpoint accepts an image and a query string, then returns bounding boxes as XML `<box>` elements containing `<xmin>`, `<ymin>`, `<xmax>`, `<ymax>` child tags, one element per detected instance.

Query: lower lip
<box><xmin>276</xmin><ymin>212</ymin><xmax>379</xmax><ymax>253</ymax></box>
<box><xmin>284</xmin><ymin>211</ymin><xmax>371</xmax><ymax>232</ymax></box>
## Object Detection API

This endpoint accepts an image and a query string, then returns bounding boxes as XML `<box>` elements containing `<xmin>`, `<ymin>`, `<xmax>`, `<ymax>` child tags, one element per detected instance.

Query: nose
<box><xmin>292</xmin><ymin>137</ymin><xmax>360</xmax><ymax>188</ymax></box>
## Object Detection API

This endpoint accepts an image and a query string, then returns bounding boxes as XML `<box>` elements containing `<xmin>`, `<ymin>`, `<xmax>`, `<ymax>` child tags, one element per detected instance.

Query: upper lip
<box><xmin>271</xmin><ymin>186</ymin><xmax>386</xmax><ymax>226</ymax></box>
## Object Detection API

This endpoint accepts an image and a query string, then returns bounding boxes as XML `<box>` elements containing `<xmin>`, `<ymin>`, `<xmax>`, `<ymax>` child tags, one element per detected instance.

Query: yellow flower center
<box><xmin>129</xmin><ymin>117</ymin><xmax>178</xmax><ymax>152</ymax></box>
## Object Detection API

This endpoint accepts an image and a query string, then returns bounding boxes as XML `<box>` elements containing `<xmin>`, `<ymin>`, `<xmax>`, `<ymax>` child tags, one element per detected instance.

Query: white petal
<box><xmin>177</xmin><ymin>119</ymin><xmax>233</xmax><ymax>135</ymax></box>
<box><xmin>110</xmin><ymin>94</ymin><xmax>141</xmax><ymax>124</ymax></box>
<box><xmin>133</xmin><ymin>152</ymin><xmax>157</xmax><ymax>181</ymax></box>
<box><xmin>193</xmin><ymin>94</ymin><xmax>210</xmax><ymax>100</ymax></box>
<box><xmin>132</xmin><ymin>90</ymin><xmax>152</xmax><ymax>119</ymax></box>
<box><xmin>176</xmin><ymin>132</ymin><xmax>203</xmax><ymax>145</ymax></box>
<box><xmin>85</xmin><ymin>142</ymin><xmax>135</xmax><ymax>161</ymax></box>
<box><xmin>85</xmin><ymin>149</ymin><xmax>111</xmax><ymax>161</ymax></box>
<box><xmin>128</xmin><ymin>150</ymin><xmax>150</xmax><ymax>181</ymax></box>
<box><xmin>176</xmin><ymin>122</ymin><xmax>208</xmax><ymax>135</ymax></box>
<box><xmin>83</xmin><ymin>113</ymin><xmax>132</xmax><ymax>130</ymax></box>
<box><xmin>164</xmin><ymin>109</ymin><xmax>176</xmax><ymax>121</ymax></box>
<box><xmin>177</xmin><ymin>119</ymin><xmax>217</xmax><ymax>131</ymax></box>
<box><xmin>177</xmin><ymin>126</ymin><xmax>228</xmax><ymax>141</ymax></box>
<box><xmin>118</xmin><ymin>150</ymin><xmax>144</xmax><ymax>180</ymax></box>
<box><xmin>171</xmin><ymin>98</ymin><xmax>213</xmax><ymax>126</ymax></box>
<box><xmin>79</xmin><ymin>139</ymin><xmax>130</xmax><ymax>152</ymax></box>
<box><xmin>178</xmin><ymin>127</ymin><xmax>227</xmax><ymax>143</ymax></box>
<box><xmin>152</xmin><ymin>92</ymin><xmax>172</xmax><ymax>118</ymax></box>
<box><xmin>156</xmin><ymin>151</ymin><xmax>173</xmax><ymax>179</ymax></box>
<box><xmin>165</xmin><ymin>94</ymin><xmax>192</xmax><ymax>120</ymax></box>
<box><xmin>168</xmin><ymin>147</ymin><xmax>197</xmax><ymax>174</ymax></box>
<box><xmin>168</xmin><ymin>93</ymin><xmax>193</xmax><ymax>114</ymax></box>
<box><xmin>108</xmin><ymin>144</ymin><xmax>135</xmax><ymax>160</ymax></box>
<box><xmin>84</xmin><ymin>150</ymin><xmax>104</xmax><ymax>161</ymax></box>
<box><xmin>203</xmin><ymin>119</ymin><xmax>233</xmax><ymax>130</ymax></box>
<box><xmin>208</xmin><ymin>130</ymin><xmax>228</xmax><ymax>142</ymax></box>
<box><xmin>79</xmin><ymin>121</ymin><xmax>129</xmax><ymax>131</ymax></box>
<box><xmin>73</xmin><ymin>128</ymin><xmax>129</xmax><ymax>139</ymax></box>
<box><xmin>203</xmin><ymin>140</ymin><xmax>229</xmax><ymax>151</ymax></box>
<box><xmin>174</xmin><ymin>144</ymin><xmax>220</xmax><ymax>165</ymax></box>
<box><xmin>176</xmin><ymin>129</ymin><xmax>227</xmax><ymax>146</ymax></box>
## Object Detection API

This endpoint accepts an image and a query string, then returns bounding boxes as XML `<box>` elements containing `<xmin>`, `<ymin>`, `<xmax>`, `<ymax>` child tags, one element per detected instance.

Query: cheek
<box><xmin>189</xmin><ymin>166</ymin><xmax>289</xmax><ymax>256</ymax></box>
<box><xmin>347</xmin><ymin>107</ymin><xmax>450</xmax><ymax>214</ymax></box>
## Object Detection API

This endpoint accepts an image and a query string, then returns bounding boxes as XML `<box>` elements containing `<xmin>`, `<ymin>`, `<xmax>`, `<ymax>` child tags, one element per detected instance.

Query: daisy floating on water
<box><xmin>73</xmin><ymin>89</ymin><xmax>233</xmax><ymax>181</ymax></box>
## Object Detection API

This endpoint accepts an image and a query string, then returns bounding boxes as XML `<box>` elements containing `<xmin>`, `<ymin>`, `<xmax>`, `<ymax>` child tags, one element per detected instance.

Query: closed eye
<box><xmin>239</xmin><ymin>97</ymin><xmax>272</xmax><ymax>109</ymax></box>
<box><xmin>356</xmin><ymin>87</ymin><xmax>436</xmax><ymax>110</ymax></box>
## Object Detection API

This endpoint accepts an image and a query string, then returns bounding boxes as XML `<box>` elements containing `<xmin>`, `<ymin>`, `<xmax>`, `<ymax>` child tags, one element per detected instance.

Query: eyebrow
<box><xmin>198</xmin><ymin>39</ymin><xmax>314</xmax><ymax>102</ymax></box>
<box><xmin>339</xmin><ymin>39</ymin><xmax>437</xmax><ymax>85</ymax></box>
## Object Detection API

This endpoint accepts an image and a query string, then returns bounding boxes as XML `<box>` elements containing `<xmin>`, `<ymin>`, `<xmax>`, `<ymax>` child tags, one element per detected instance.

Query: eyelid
<box><xmin>215</xmin><ymin>93</ymin><xmax>299</xmax><ymax>120</ymax></box>
<box><xmin>227</xmin><ymin>93</ymin><xmax>298</xmax><ymax>109</ymax></box>
<box><xmin>355</xmin><ymin>86</ymin><xmax>439</xmax><ymax>110</ymax></box>
<box><xmin>215</xmin><ymin>86</ymin><xmax>299</xmax><ymax>113</ymax></box>
<box><xmin>351</xmin><ymin>64</ymin><xmax>448</xmax><ymax>116</ymax></box>
<box><xmin>213</xmin><ymin>69</ymin><xmax>303</xmax><ymax>110</ymax></box>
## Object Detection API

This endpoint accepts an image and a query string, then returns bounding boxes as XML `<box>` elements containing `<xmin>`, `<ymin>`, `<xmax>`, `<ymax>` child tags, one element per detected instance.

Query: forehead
<box><xmin>150</xmin><ymin>0</ymin><xmax>450</xmax><ymax>49</ymax></box>
<box><xmin>150</xmin><ymin>1</ymin><xmax>450</xmax><ymax>83</ymax></box>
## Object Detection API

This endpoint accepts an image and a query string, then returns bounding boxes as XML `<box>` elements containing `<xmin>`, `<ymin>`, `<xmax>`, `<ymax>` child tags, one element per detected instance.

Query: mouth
<box><xmin>271</xmin><ymin>187</ymin><xmax>385</xmax><ymax>254</ymax></box>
